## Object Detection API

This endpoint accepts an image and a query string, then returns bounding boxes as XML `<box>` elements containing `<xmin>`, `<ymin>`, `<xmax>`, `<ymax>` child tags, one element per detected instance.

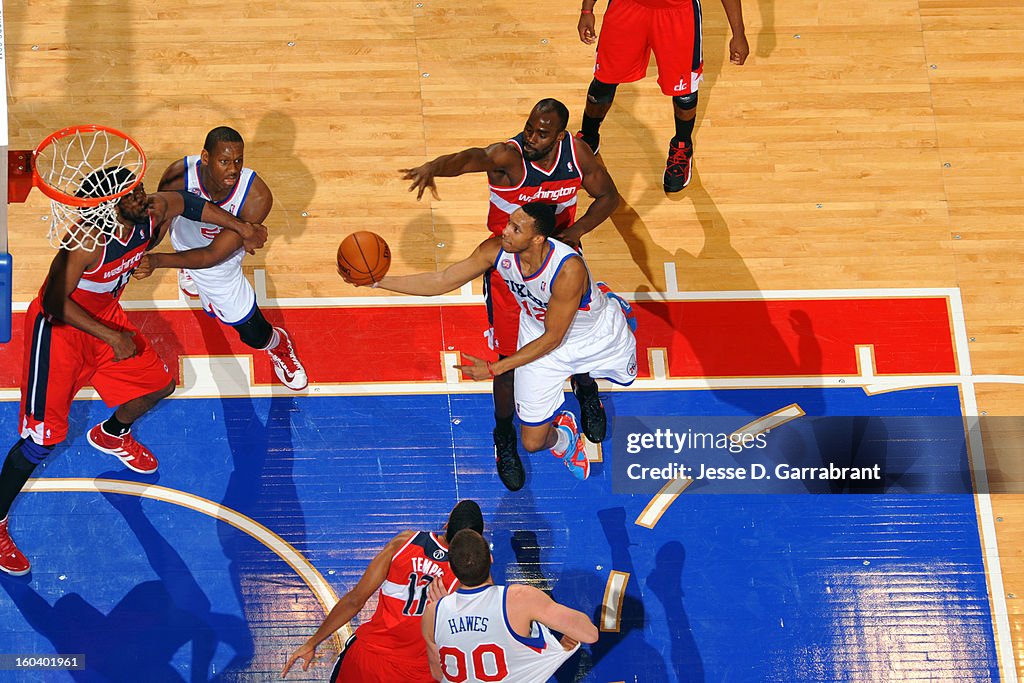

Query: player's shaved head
<box><xmin>203</xmin><ymin>126</ymin><xmax>244</xmax><ymax>153</ymax></box>
<box><xmin>534</xmin><ymin>99</ymin><xmax>570</xmax><ymax>131</ymax></box>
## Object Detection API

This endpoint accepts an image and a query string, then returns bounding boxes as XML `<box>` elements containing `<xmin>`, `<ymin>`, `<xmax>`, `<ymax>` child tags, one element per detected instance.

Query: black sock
<box><xmin>581</xmin><ymin>114</ymin><xmax>604</xmax><ymax>141</ymax></box>
<box><xmin>0</xmin><ymin>442</ymin><xmax>40</xmax><ymax>520</ymax></box>
<box><xmin>103</xmin><ymin>414</ymin><xmax>133</xmax><ymax>437</ymax></box>
<box><xmin>573</xmin><ymin>374</ymin><xmax>598</xmax><ymax>395</ymax></box>
<box><xmin>674</xmin><ymin>116</ymin><xmax>696</xmax><ymax>146</ymax></box>
<box><xmin>494</xmin><ymin>414</ymin><xmax>515</xmax><ymax>435</ymax></box>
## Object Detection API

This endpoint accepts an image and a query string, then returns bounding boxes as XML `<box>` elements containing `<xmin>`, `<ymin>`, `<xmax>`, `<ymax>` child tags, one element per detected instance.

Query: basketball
<box><xmin>337</xmin><ymin>232</ymin><xmax>391</xmax><ymax>285</ymax></box>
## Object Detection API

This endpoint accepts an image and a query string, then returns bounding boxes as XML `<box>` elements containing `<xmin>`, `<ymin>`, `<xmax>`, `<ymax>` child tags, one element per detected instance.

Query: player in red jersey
<box><xmin>400</xmin><ymin>99</ymin><xmax>619</xmax><ymax>493</ymax></box>
<box><xmin>281</xmin><ymin>500</ymin><xmax>485</xmax><ymax>682</ymax></box>
<box><xmin>576</xmin><ymin>0</ymin><xmax>748</xmax><ymax>192</ymax></box>
<box><xmin>0</xmin><ymin>168</ymin><xmax>266</xmax><ymax>576</ymax></box>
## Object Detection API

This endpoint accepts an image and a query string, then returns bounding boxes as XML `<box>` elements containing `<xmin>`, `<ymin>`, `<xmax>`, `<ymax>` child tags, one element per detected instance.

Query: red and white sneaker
<box><xmin>87</xmin><ymin>424</ymin><xmax>159</xmax><ymax>474</ymax></box>
<box><xmin>178</xmin><ymin>269</ymin><xmax>199</xmax><ymax>299</ymax></box>
<box><xmin>0</xmin><ymin>516</ymin><xmax>30</xmax><ymax>576</ymax></box>
<box><xmin>551</xmin><ymin>411</ymin><xmax>591</xmax><ymax>481</ymax></box>
<box><xmin>268</xmin><ymin>327</ymin><xmax>308</xmax><ymax>391</ymax></box>
<box><xmin>664</xmin><ymin>138</ymin><xmax>693</xmax><ymax>193</ymax></box>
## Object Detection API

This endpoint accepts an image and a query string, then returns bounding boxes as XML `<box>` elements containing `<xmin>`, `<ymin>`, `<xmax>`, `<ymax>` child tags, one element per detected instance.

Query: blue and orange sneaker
<box><xmin>551</xmin><ymin>411</ymin><xmax>590</xmax><ymax>480</ymax></box>
<box><xmin>596</xmin><ymin>282</ymin><xmax>637</xmax><ymax>333</ymax></box>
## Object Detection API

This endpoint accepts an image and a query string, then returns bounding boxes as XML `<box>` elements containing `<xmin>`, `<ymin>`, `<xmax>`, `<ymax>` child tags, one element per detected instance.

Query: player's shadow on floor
<box><xmin>250</xmin><ymin>111</ymin><xmax>316</xmax><ymax>247</ymax></box>
<box><xmin>195</xmin><ymin>312</ymin><xmax>313</xmax><ymax>677</ymax></box>
<box><xmin>1</xmin><ymin>487</ymin><xmax>251</xmax><ymax>682</ymax></box>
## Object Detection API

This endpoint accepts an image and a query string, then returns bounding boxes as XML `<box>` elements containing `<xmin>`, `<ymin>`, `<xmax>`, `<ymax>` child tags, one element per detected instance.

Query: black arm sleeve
<box><xmin>176</xmin><ymin>190</ymin><xmax>207</xmax><ymax>222</ymax></box>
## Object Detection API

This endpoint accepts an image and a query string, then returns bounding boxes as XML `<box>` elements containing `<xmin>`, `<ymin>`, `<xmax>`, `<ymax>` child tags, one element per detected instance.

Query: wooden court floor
<box><xmin>4</xmin><ymin>0</ymin><xmax>1024</xmax><ymax>678</ymax></box>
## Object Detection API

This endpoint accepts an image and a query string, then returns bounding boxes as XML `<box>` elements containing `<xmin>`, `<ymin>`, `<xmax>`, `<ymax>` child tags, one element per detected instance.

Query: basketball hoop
<box><xmin>31</xmin><ymin>125</ymin><xmax>146</xmax><ymax>251</ymax></box>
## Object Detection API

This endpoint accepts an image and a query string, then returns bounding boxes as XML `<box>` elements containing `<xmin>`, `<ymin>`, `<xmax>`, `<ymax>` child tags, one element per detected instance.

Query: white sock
<box><xmin>551</xmin><ymin>427</ymin><xmax>571</xmax><ymax>457</ymax></box>
<box><xmin>262</xmin><ymin>328</ymin><xmax>281</xmax><ymax>352</ymax></box>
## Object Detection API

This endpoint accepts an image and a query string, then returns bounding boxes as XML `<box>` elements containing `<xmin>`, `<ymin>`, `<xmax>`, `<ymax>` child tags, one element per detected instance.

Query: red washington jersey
<box><xmin>354</xmin><ymin>532</ymin><xmax>458</xmax><ymax>659</ymax></box>
<box><xmin>61</xmin><ymin>218</ymin><xmax>156</xmax><ymax>319</ymax></box>
<box><xmin>486</xmin><ymin>132</ymin><xmax>583</xmax><ymax>236</ymax></box>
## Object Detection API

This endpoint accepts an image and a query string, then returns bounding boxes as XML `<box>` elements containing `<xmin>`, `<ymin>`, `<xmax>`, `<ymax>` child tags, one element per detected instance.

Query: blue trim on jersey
<box><xmin>456</xmin><ymin>585</ymin><xmax>493</xmax><ymax>595</ymax></box>
<box><xmin>547</xmin><ymin>250</ymin><xmax>592</xmax><ymax>311</ymax></box>
<box><xmin>518</xmin><ymin>397</ymin><xmax>569</xmax><ymax>427</ymax></box>
<box><xmin>493</xmin><ymin>248</ymin><xmax>505</xmax><ymax>271</ymax></box>
<box><xmin>224</xmin><ymin>296</ymin><xmax>258</xmax><ymax>327</ymax></box>
<box><xmin>602</xmin><ymin>376</ymin><xmax>636</xmax><ymax>387</ymax></box>
<box><xmin>517</xmin><ymin>240</ymin><xmax>556</xmax><ymax>282</ymax></box>
<box><xmin>235</xmin><ymin>173</ymin><xmax>256</xmax><ymax>212</ymax></box>
<box><xmin>502</xmin><ymin>587</ymin><xmax>548</xmax><ymax>651</ymax></box>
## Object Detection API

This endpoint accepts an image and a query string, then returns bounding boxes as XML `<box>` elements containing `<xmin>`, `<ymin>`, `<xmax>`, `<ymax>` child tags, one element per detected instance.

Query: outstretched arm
<box><xmin>364</xmin><ymin>238</ymin><xmax>500</xmax><ymax>297</ymax></box>
<box><xmin>133</xmin><ymin>229</ymin><xmax>244</xmax><ymax>279</ymax></box>
<box><xmin>146</xmin><ymin>191</ymin><xmax>267</xmax><ymax>251</ymax></box>
<box><xmin>509</xmin><ymin>584</ymin><xmax>599</xmax><ymax>645</ymax></box>
<box><xmin>560</xmin><ymin>139</ymin><xmax>620</xmax><ymax>246</ymax></box>
<box><xmin>400</xmin><ymin>142</ymin><xmax>521</xmax><ymax>200</ymax></box>
<box><xmin>720</xmin><ymin>0</ymin><xmax>749</xmax><ymax>64</ymax></box>
<box><xmin>281</xmin><ymin>531</ymin><xmax>415</xmax><ymax>678</ymax></box>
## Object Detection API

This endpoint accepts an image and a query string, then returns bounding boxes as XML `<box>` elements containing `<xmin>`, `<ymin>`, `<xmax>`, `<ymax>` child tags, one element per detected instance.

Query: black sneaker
<box><xmin>574</xmin><ymin>130</ymin><xmax>600</xmax><ymax>155</ymax></box>
<box><xmin>663</xmin><ymin>137</ymin><xmax>693</xmax><ymax>192</ymax></box>
<box><xmin>572</xmin><ymin>377</ymin><xmax>607</xmax><ymax>443</ymax></box>
<box><xmin>494</xmin><ymin>428</ymin><xmax>525</xmax><ymax>491</ymax></box>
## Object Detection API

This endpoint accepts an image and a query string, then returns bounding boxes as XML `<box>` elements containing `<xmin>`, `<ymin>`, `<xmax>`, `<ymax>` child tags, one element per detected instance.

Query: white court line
<box><xmin>946</xmin><ymin>291</ymin><xmax>1017</xmax><ymax>682</ymax></box>
<box><xmin>7</xmin><ymin>283</ymin><xmax>968</xmax><ymax>313</ymax></box>
<box><xmin>601</xmin><ymin>570</ymin><xmax>630</xmax><ymax>632</ymax></box>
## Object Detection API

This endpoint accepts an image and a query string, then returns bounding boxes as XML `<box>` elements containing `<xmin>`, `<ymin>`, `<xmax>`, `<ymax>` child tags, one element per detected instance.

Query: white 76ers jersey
<box><xmin>434</xmin><ymin>585</ymin><xmax>578</xmax><ymax>683</ymax></box>
<box><xmin>169</xmin><ymin>155</ymin><xmax>258</xmax><ymax>324</ymax></box>
<box><xmin>493</xmin><ymin>238</ymin><xmax>607</xmax><ymax>348</ymax></box>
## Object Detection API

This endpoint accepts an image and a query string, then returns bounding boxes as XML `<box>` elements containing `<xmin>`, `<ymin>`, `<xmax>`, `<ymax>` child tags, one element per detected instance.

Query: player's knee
<box><xmin>587</xmin><ymin>79</ymin><xmax>618</xmax><ymax>105</ymax></box>
<box><xmin>672</xmin><ymin>92</ymin><xmax>698</xmax><ymax>111</ymax></box>
<box><xmin>233</xmin><ymin>308</ymin><xmax>274</xmax><ymax>349</ymax></box>
<box><xmin>520</xmin><ymin>429</ymin><xmax>548</xmax><ymax>453</ymax></box>
<box><xmin>9</xmin><ymin>438</ymin><xmax>54</xmax><ymax>468</ymax></box>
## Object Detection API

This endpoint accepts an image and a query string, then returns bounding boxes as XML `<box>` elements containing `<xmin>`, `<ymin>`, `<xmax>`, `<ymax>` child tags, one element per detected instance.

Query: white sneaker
<box><xmin>178</xmin><ymin>269</ymin><xmax>199</xmax><ymax>298</ymax></box>
<box><xmin>268</xmin><ymin>327</ymin><xmax>308</xmax><ymax>390</ymax></box>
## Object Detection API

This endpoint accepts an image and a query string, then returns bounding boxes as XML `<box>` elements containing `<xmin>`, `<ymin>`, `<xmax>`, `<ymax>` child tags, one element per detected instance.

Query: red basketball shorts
<box><xmin>333</xmin><ymin>637</ymin><xmax>434</xmax><ymax>683</ymax></box>
<box><xmin>19</xmin><ymin>299</ymin><xmax>174</xmax><ymax>446</ymax></box>
<box><xmin>594</xmin><ymin>0</ymin><xmax>703</xmax><ymax>96</ymax></box>
<box><xmin>485</xmin><ymin>268</ymin><xmax>520</xmax><ymax>357</ymax></box>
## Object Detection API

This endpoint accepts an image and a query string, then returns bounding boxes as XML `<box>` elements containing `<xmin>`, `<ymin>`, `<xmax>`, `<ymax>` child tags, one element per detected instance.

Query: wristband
<box><xmin>580</xmin><ymin>8</ymin><xmax>593</xmax><ymax>13</ymax></box>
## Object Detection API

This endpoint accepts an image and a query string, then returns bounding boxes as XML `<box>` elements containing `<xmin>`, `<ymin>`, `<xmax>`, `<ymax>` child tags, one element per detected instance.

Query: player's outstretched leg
<box><xmin>87</xmin><ymin>379</ymin><xmax>175</xmax><ymax>474</ymax></box>
<box><xmin>551</xmin><ymin>411</ymin><xmax>591</xmax><ymax>480</ymax></box>
<box><xmin>266</xmin><ymin>327</ymin><xmax>308</xmax><ymax>391</ymax></box>
<box><xmin>571</xmin><ymin>375</ymin><xmax>607</xmax><ymax>444</ymax></box>
<box><xmin>492</xmin><ymin>370</ymin><xmax>524</xmax><ymax>491</ymax></box>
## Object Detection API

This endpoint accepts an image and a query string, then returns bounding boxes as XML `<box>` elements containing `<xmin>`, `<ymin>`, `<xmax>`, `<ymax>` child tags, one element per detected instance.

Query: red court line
<box><xmin>0</xmin><ymin>298</ymin><xmax>955</xmax><ymax>389</ymax></box>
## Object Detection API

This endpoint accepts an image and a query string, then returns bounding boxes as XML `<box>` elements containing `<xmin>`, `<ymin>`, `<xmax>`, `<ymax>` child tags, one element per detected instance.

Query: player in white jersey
<box><xmin>422</xmin><ymin>529</ymin><xmax>598</xmax><ymax>683</ymax></box>
<box><xmin>137</xmin><ymin>126</ymin><xmax>307</xmax><ymax>390</ymax></box>
<box><xmin>349</xmin><ymin>202</ymin><xmax>637</xmax><ymax>482</ymax></box>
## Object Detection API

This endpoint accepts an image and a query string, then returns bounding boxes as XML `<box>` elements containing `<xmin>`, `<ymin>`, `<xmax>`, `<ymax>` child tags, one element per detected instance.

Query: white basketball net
<box><xmin>34</xmin><ymin>128</ymin><xmax>146</xmax><ymax>251</ymax></box>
